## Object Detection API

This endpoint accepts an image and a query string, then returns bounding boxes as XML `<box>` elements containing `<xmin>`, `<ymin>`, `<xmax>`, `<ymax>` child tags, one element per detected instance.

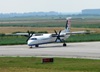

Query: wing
<box><xmin>66</xmin><ymin>31</ymin><xmax>95</xmax><ymax>35</ymax></box>
<box><xmin>6</xmin><ymin>33</ymin><xmax>29</xmax><ymax>36</ymax></box>
<box><xmin>11</xmin><ymin>33</ymin><xmax>29</xmax><ymax>36</ymax></box>
<box><xmin>6</xmin><ymin>31</ymin><xmax>34</xmax><ymax>37</ymax></box>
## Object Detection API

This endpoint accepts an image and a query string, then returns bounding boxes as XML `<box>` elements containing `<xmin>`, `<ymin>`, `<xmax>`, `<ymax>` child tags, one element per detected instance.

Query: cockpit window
<box><xmin>30</xmin><ymin>38</ymin><xmax>37</xmax><ymax>40</ymax></box>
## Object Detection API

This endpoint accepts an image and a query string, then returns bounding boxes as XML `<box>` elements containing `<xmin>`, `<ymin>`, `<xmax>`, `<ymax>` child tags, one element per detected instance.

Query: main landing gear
<box><xmin>62</xmin><ymin>39</ymin><xmax>67</xmax><ymax>47</ymax></box>
<box><xmin>63</xmin><ymin>43</ymin><xmax>67</xmax><ymax>47</ymax></box>
<box><xmin>35</xmin><ymin>45</ymin><xmax>39</xmax><ymax>47</ymax></box>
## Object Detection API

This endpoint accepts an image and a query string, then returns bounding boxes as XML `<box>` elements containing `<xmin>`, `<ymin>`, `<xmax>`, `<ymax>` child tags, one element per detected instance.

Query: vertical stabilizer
<box><xmin>61</xmin><ymin>17</ymin><xmax>71</xmax><ymax>34</ymax></box>
<box><xmin>66</xmin><ymin>17</ymin><xmax>71</xmax><ymax>32</ymax></box>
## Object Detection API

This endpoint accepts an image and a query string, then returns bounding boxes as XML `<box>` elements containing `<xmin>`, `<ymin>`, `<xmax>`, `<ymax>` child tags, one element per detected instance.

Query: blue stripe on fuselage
<box><xmin>28</xmin><ymin>41</ymin><xmax>56</xmax><ymax>46</ymax></box>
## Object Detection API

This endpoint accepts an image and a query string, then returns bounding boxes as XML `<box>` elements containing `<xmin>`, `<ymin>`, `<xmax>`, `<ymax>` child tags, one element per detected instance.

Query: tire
<box><xmin>35</xmin><ymin>45</ymin><xmax>39</xmax><ymax>47</ymax></box>
<box><xmin>63</xmin><ymin>43</ymin><xmax>66</xmax><ymax>47</ymax></box>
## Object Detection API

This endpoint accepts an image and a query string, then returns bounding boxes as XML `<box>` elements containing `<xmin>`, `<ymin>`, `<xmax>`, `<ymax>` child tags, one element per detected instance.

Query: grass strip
<box><xmin>0</xmin><ymin>57</ymin><xmax>100</xmax><ymax>72</ymax></box>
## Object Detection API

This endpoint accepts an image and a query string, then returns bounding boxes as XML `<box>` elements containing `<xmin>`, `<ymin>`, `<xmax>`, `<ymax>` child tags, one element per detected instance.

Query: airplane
<box><xmin>13</xmin><ymin>17</ymin><xmax>90</xmax><ymax>48</ymax></box>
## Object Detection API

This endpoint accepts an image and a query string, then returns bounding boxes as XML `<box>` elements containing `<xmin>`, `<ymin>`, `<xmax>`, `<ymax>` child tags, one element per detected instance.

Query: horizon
<box><xmin>0</xmin><ymin>11</ymin><xmax>80</xmax><ymax>14</ymax></box>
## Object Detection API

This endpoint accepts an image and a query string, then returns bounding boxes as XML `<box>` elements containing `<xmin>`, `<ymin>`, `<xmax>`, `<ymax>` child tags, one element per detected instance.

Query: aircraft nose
<box><xmin>27</xmin><ymin>40</ymin><xmax>33</xmax><ymax>46</ymax></box>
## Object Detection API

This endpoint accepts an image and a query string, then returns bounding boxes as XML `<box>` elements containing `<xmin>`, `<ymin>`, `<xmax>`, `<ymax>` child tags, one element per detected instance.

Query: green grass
<box><xmin>0</xmin><ymin>36</ymin><xmax>27</xmax><ymax>45</ymax></box>
<box><xmin>0</xmin><ymin>17</ymin><xmax>100</xmax><ymax>28</ymax></box>
<box><xmin>0</xmin><ymin>57</ymin><xmax>100</xmax><ymax>72</ymax></box>
<box><xmin>0</xmin><ymin>33</ymin><xmax>100</xmax><ymax>45</ymax></box>
<box><xmin>67</xmin><ymin>33</ymin><xmax>100</xmax><ymax>42</ymax></box>
<box><xmin>72</xmin><ymin>23</ymin><xmax>100</xmax><ymax>28</ymax></box>
<box><xmin>0</xmin><ymin>22</ymin><xmax>100</xmax><ymax>28</ymax></box>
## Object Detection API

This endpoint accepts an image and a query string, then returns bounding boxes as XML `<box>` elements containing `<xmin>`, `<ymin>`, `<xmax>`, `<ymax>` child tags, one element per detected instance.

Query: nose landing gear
<box><xmin>29</xmin><ymin>45</ymin><xmax>39</xmax><ymax>48</ymax></box>
<box><xmin>30</xmin><ymin>46</ymin><xmax>33</xmax><ymax>48</ymax></box>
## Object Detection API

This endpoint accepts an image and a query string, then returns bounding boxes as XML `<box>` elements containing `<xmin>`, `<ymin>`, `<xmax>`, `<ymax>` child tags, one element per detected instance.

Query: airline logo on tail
<box><xmin>66</xmin><ymin>17</ymin><xmax>71</xmax><ymax>32</ymax></box>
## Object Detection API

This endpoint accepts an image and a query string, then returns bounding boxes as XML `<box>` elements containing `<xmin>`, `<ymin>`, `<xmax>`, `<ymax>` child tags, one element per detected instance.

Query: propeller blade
<box><xmin>59</xmin><ymin>30</ymin><xmax>61</xmax><ymax>35</ymax></box>
<box><xmin>59</xmin><ymin>39</ymin><xmax>62</xmax><ymax>42</ymax></box>
<box><xmin>26</xmin><ymin>30</ymin><xmax>34</xmax><ymax>42</ymax></box>
<box><xmin>26</xmin><ymin>37</ymin><xmax>30</xmax><ymax>42</ymax></box>
<box><xmin>54</xmin><ymin>30</ymin><xmax>62</xmax><ymax>42</ymax></box>
<box><xmin>27</xmin><ymin>30</ymin><xmax>30</xmax><ymax>36</ymax></box>
<box><xmin>54</xmin><ymin>30</ymin><xmax>58</xmax><ymax>35</ymax></box>
<box><xmin>55</xmin><ymin>37</ymin><xmax>62</xmax><ymax>42</ymax></box>
<box><xmin>55</xmin><ymin>38</ymin><xmax>57</xmax><ymax>42</ymax></box>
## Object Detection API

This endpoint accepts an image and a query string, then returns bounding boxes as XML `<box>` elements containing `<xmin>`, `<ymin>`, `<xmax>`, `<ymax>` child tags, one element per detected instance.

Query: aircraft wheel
<box><xmin>35</xmin><ymin>45</ymin><xmax>39</xmax><ymax>47</ymax></box>
<box><xmin>30</xmin><ymin>46</ymin><xmax>32</xmax><ymax>48</ymax></box>
<box><xmin>63</xmin><ymin>43</ymin><xmax>67</xmax><ymax>47</ymax></box>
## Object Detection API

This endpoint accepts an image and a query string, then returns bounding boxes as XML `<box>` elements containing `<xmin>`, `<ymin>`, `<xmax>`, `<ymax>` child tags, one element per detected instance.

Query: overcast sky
<box><xmin>0</xmin><ymin>0</ymin><xmax>100</xmax><ymax>13</ymax></box>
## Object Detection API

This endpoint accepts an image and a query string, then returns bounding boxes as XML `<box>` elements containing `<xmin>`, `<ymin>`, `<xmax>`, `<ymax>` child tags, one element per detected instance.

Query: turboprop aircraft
<box><xmin>13</xmin><ymin>17</ymin><xmax>89</xmax><ymax>48</ymax></box>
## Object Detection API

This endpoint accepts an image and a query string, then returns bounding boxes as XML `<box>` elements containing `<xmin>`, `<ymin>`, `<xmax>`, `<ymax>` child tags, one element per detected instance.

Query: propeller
<box><xmin>54</xmin><ymin>30</ymin><xmax>67</xmax><ymax>46</ymax></box>
<box><xmin>54</xmin><ymin>30</ymin><xmax>64</xmax><ymax>42</ymax></box>
<box><xmin>26</xmin><ymin>30</ymin><xmax>34</xmax><ymax>42</ymax></box>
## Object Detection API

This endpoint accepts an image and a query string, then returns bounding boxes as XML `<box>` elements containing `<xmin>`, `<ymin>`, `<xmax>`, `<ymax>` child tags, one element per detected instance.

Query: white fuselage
<box><xmin>27</xmin><ymin>33</ymin><xmax>70</xmax><ymax>46</ymax></box>
<box><xmin>27</xmin><ymin>17</ymin><xmax>71</xmax><ymax>47</ymax></box>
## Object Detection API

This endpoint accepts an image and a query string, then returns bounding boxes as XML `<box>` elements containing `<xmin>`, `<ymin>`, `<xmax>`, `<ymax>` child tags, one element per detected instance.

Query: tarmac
<box><xmin>0</xmin><ymin>42</ymin><xmax>100</xmax><ymax>59</ymax></box>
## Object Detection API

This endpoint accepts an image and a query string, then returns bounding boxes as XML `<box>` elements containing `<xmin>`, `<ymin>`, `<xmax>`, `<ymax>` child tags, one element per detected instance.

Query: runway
<box><xmin>0</xmin><ymin>42</ymin><xmax>100</xmax><ymax>59</ymax></box>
